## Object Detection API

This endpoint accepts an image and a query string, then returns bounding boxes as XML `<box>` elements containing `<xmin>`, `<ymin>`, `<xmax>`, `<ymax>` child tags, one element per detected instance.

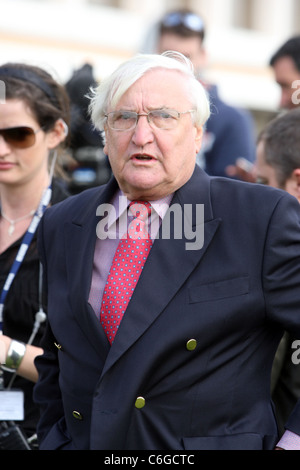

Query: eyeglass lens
<box><xmin>107</xmin><ymin>110</ymin><xmax>181</xmax><ymax>130</ymax></box>
<box><xmin>0</xmin><ymin>126</ymin><xmax>36</xmax><ymax>149</ymax></box>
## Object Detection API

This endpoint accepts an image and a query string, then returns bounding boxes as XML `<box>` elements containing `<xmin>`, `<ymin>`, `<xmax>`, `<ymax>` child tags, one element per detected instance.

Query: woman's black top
<box><xmin>0</xmin><ymin>179</ymin><xmax>69</xmax><ymax>438</ymax></box>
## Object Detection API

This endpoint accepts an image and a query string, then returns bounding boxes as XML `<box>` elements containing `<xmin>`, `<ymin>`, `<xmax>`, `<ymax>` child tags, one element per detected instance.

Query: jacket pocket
<box><xmin>188</xmin><ymin>276</ymin><xmax>249</xmax><ymax>303</ymax></box>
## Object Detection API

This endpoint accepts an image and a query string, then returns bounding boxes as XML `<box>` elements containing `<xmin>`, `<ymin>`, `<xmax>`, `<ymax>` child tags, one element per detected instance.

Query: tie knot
<box><xmin>129</xmin><ymin>201</ymin><xmax>151</xmax><ymax>221</ymax></box>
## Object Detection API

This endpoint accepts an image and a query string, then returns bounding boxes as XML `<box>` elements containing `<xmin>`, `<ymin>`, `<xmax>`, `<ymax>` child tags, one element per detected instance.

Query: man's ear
<box><xmin>292</xmin><ymin>169</ymin><xmax>300</xmax><ymax>199</ymax></box>
<box><xmin>293</xmin><ymin>168</ymin><xmax>300</xmax><ymax>185</ymax></box>
<box><xmin>103</xmin><ymin>125</ymin><xmax>109</xmax><ymax>155</ymax></box>
<box><xmin>195</xmin><ymin>126</ymin><xmax>203</xmax><ymax>154</ymax></box>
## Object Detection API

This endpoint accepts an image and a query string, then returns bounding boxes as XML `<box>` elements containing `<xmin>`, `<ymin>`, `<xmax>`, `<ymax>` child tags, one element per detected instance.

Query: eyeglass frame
<box><xmin>104</xmin><ymin>109</ymin><xmax>195</xmax><ymax>131</ymax></box>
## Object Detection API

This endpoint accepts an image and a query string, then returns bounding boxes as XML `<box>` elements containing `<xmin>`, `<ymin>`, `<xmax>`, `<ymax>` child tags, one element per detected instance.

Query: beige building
<box><xmin>1</xmin><ymin>0</ymin><xmax>300</xmax><ymax>129</ymax></box>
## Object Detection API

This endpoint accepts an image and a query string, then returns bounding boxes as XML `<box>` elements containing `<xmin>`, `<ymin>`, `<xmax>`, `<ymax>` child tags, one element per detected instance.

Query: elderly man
<box><xmin>34</xmin><ymin>52</ymin><xmax>300</xmax><ymax>450</ymax></box>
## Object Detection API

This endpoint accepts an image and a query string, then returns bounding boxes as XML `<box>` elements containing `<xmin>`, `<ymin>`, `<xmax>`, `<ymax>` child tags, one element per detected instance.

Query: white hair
<box><xmin>89</xmin><ymin>51</ymin><xmax>211</xmax><ymax>131</ymax></box>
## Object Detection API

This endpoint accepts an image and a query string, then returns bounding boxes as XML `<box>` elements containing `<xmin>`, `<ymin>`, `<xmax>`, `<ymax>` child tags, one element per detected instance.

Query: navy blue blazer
<box><xmin>34</xmin><ymin>165</ymin><xmax>300</xmax><ymax>450</ymax></box>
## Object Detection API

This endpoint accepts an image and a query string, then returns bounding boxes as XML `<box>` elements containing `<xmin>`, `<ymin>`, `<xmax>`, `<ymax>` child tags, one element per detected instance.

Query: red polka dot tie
<box><xmin>100</xmin><ymin>201</ymin><xmax>152</xmax><ymax>343</ymax></box>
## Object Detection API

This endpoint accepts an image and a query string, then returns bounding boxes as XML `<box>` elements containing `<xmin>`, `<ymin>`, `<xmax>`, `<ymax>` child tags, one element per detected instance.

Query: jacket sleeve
<box><xmin>33</xmin><ymin>322</ymin><xmax>74</xmax><ymax>449</ymax></box>
<box><xmin>33</xmin><ymin>216</ymin><xmax>73</xmax><ymax>450</ymax></box>
<box><xmin>263</xmin><ymin>193</ymin><xmax>300</xmax><ymax>436</ymax></box>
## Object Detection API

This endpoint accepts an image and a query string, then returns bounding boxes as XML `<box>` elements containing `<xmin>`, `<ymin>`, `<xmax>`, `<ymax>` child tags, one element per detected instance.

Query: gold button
<box><xmin>72</xmin><ymin>410</ymin><xmax>83</xmax><ymax>420</ymax></box>
<box><xmin>135</xmin><ymin>397</ymin><xmax>146</xmax><ymax>409</ymax></box>
<box><xmin>186</xmin><ymin>339</ymin><xmax>197</xmax><ymax>351</ymax></box>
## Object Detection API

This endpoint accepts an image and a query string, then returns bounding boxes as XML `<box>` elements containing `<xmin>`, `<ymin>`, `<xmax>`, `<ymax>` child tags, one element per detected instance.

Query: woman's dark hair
<box><xmin>0</xmin><ymin>63</ymin><xmax>70</xmax><ymax>138</ymax></box>
<box><xmin>0</xmin><ymin>63</ymin><xmax>71</xmax><ymax>178</ymax></box>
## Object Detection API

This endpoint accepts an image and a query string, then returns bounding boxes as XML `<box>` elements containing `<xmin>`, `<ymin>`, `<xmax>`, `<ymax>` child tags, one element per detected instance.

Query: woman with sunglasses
<box><xmin>0</xmin><ymin>63</ymin><xmax>70</xmax><ymax>446</ymax></box>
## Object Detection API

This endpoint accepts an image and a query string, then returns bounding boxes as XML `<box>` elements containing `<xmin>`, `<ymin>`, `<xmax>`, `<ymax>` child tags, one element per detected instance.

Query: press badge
<box><xmin>0</xmin><ymin>390</ymin><xmax>24</xmax><ymax>421</ymax></box>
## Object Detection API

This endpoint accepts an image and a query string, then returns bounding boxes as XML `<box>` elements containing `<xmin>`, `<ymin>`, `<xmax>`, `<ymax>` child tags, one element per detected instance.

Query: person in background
<box><xmin>255</xmin><ymin>109</ymin><xmax>300</xmax><ymax>437</ymax></box>
<box><xmin>227</xmin><ymin>35</ymin><xmax>300</xmax><ymax>181</ymax></box>
<box><xmin>217</xmin><ymin>39</ymin><xmax>300</xmax><ymax>433</ymax></box>
<box><xmin>153</xmin><ymin>8</ymin><xmax>256</xmax><ymax>177</ymax></box>
<box><xmin>269</xmin><ymin>36</ymin><xmax>300</xmax><ymax>110</ymax></box>
<box><xmin>64</xmin><ymin>63</ymin><xmax>111</xmax><ymax>194</ymax></box>
<box><xmin>33</xmin><ymin>51</ymin><xmax>300</xmax><ymax>450</ymax></box>
<box><xmin>65</xmin><ymin>63</ymin><xmax>102</xmax><ymax>151</ymax></box>
<box><xmin>255</xmin><ymin>109</ymin><xmax>300</xmax><ymax>196</ymax></box>
<box><xmin>0</xmin><ymin>63</ymin><xmax>70</xmax><ymax>447</ymax></box>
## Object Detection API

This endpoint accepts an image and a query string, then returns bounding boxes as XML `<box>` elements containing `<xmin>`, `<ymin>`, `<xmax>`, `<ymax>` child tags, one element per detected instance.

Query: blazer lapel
<box><xmin>103</xmin><ymin>166</ymin><xmax>221</xmax><ymax>374</ymax></box>
<box><xmin>64</xmin><ymin>178</ymin><xmax>119</xmax><ymax>356</ymax></box>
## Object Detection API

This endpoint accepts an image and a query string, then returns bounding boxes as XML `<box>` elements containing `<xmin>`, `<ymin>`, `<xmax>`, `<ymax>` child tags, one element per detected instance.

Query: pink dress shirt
<box><xmin>88</xmin><ymin>190</ymin><xmax>172</xmax><ymax>319</ymax></box>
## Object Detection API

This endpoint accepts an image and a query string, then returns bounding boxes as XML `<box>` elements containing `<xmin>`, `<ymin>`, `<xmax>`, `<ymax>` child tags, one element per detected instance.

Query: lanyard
<box><xmin>0</xmin><ymin>186</ymin><xmax>52</xmax><ymax>333</ymax></box>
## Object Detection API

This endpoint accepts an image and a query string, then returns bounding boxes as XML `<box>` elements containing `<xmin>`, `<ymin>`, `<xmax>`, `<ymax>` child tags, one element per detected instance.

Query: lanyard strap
<box><xmin>0</xmin><ymin>186</ymin><xmax>52</xmax><ymax>333</ymax></box>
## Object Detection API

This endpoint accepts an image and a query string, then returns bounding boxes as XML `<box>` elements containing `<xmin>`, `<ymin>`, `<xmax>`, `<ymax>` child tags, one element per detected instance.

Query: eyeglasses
<box><xmin>161</xmin><ymin>11</ymin><xmax>205</xmax><ymax>34</ymax></box>
<box><xmin>0</xmin><ymin>126</ymin><xmax>42</xmax><ymax>149</ymax></box>
<box><xmin>105</xmin><ymin>109</ymin><xmax>195</xmax><ymax>131</ymax></box>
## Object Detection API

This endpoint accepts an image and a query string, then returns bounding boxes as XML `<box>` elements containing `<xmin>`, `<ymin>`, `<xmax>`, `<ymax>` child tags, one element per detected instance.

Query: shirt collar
<box><xmin>107</xmin><ymin>190</ymin><xmax>173</xmax><ymax>229</ymax></box>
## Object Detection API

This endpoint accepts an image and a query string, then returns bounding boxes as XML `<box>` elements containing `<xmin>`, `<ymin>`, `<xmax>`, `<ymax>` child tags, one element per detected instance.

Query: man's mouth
<box><xmin>131</xmin><ymin>154</ymin><xmax>155</xmax><ymax>161</ymax></box>
<box><xmin>136</xmin><ymin>155</ymin><xmax>152</xmax><ymax>160</ymax></box>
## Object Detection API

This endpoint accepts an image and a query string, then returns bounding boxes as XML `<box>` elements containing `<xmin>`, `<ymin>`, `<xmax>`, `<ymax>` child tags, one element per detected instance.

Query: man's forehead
<box><xmin>114</xmin><ymin>69</ymin><xmax>188</xmax><ymax>102</ymax></box>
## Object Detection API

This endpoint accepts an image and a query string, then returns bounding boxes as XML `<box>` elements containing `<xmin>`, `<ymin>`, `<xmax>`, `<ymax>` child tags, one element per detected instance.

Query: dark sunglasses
<box><xmin>161</xmin><ymin>12</ymin><xmax>205</xmax><ymax>33</ymax></box>
<box><xmin>0</xmin><ymin>126</ymin><xmax>42</xmax><ymax>149</ymax></box>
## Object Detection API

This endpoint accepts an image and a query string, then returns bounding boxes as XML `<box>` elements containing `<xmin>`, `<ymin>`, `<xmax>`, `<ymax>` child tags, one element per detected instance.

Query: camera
<box><xmin>0</xmin><ymin>422</ymin><xmax>31</xmax><ymax>450</ymax></box>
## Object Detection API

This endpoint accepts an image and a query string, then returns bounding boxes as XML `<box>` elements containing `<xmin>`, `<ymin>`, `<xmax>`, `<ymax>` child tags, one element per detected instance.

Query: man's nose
<box><xmin>132</xmin><ymin>115</ymin><xmax>154</xmax><ymax>146</ymax></box>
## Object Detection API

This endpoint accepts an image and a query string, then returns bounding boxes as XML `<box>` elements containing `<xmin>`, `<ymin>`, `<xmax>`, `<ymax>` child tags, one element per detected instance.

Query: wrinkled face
<box><xmin>104</xmin><ymin>69</ymin><xmax>203</xmax><ymax>201</ymax></box>
<box><xmin>0</xmin><ymin>99</ymin><xmax>49</xmax><ymax>186</ymax></box>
